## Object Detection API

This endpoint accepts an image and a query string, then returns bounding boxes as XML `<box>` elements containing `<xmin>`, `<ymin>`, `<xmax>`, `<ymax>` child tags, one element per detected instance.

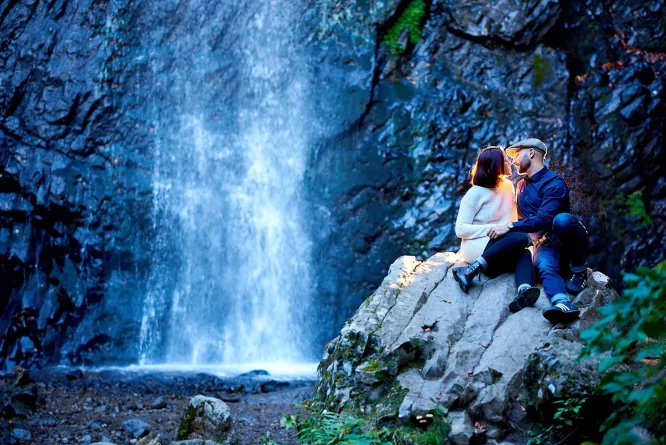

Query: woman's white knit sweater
<box><xmin>455</xmin><ymin>178</ymin><xmax>517</xmax><ymax>264</ymax></box>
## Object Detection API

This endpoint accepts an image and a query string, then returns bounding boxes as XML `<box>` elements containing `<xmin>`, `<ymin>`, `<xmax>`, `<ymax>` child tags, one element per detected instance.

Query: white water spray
<box><xmin>138</xmin><ymin>0</ymin><xmax>313</xmax><ymax>367</ymax></box>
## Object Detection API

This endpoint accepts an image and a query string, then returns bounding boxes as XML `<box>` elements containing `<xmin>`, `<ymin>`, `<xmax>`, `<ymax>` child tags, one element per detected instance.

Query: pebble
<box><xmin>66</xmin><ymin>369</ymin><xmax>84</xmax><ymax>380</ymax></box>
<box><xmin>150</xmin><ymin>396</ymin><xmax>167</xmax><ymax>410</ymax></box>
<box><xmin>121</xmin><ymin>418</ymin><xmax>150</xmax><ymax>439</ymax></box>
<box><xmin>39</xmin><ymin>418</ymin><xmax>57</xmax><ymax>427</ymax></box>
<box><xmin>11</xmin><ymin>428</ymin><xmax>32</xmax><ymax>440</ymax></box>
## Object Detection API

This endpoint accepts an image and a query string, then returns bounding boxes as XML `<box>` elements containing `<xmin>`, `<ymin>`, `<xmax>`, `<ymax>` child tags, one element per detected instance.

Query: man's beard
<box><xmin>517</xmin><ymin>157</ymin><xmax>531</xmax><ymax>174</ymax></box>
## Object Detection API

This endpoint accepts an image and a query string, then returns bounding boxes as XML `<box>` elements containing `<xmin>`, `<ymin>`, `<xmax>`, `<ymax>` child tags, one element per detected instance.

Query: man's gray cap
<box><xmin>505</xmin><ymin>138</ymin><xmax>548</xmax><ymax>157</ymax></box>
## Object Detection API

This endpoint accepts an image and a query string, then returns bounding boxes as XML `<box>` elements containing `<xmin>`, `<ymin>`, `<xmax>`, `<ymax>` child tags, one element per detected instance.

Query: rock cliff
<box><xmin>1</xmin><ymin>0</ymin><xmax>664</xmax><ymax>367</ymax></box>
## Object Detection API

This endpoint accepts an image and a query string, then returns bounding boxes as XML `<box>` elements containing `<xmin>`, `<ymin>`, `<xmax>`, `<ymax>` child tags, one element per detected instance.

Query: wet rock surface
<box><xmin>0</xmin><ymin>369</ymin><xmax>313</xmax><ymax>445</ymax></box>
<box><xmin>314</xmin><ymin>253</ymin><xmax>617</xmax><ymax>443</ymax></box>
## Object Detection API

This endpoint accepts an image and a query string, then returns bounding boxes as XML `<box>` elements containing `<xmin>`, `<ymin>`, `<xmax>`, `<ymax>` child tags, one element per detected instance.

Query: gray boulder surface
<box><xmin>177</xmin><ymin>395</ymin><xmax>232</xmax><ymax>442</ymax></box>
<box><xmin>315</xmin><ymin>253</ymin><xmax>618</xmax><ymax>443</ymax></box>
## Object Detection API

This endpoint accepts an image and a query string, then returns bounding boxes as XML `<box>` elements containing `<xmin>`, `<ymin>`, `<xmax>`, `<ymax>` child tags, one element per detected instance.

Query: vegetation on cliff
<box><xmin>383</xmin><ymin>0</ymin><xmax>426</xmax><ymax>55</ymax></box>
<box><xmin>274</xmin><ymin>404</ymin><xmax>449</xmax><ymax>445</ymax></box>
<box><xmin>580</xmin><ymin>261</ymin><xmax>666</xmax><ymax>444</ymax></box>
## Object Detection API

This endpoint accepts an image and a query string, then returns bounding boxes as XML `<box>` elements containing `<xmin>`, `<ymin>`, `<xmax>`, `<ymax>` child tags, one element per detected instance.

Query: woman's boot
<box><xmin>453</xmin><ymin>260</ymin><xmax>485</xmax><ymax>293</ymax></box>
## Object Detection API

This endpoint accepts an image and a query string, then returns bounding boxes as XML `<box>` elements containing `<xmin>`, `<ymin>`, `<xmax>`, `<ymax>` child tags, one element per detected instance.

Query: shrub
<box><xmin>580</xmin><ymin>261</ymin><xmax>666</xmax><ymax>444</ymax></box>
<box><xmin>287</xmin><ymin>405</ymin><xmax>451</xmax><ymax>445</ymax></box>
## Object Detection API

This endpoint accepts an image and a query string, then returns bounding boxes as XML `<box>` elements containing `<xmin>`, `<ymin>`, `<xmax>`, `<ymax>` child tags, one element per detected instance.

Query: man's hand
<box><xmin>487</xmin><ymin>224</ymin><xmax>510</xmax><ymax>240</ymax></box>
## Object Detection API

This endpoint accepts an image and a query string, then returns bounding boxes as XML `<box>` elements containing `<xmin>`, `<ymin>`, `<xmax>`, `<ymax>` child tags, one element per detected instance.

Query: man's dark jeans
<box><xmin>533</xmin><ymin>213</ymin><xmax>588</xmax><ymax>303</ymax></box>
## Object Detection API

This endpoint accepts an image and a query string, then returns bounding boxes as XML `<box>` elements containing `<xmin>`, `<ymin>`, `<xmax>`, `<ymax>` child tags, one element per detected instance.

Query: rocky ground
<box><xmin>0</xmin><ymin>368</ymin><xmax>314</xmax><ymax>445</ymax></box>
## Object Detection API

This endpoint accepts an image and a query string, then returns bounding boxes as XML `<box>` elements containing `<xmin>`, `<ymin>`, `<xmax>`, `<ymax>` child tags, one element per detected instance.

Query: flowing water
<box><xmin>137</xmin><ymin>0</ymin><xmax>314</xmax><ymax>366</ymax></box>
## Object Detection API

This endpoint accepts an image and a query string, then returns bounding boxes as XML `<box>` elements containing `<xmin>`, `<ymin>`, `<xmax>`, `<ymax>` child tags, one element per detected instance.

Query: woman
<box><xmin>453</xmin><ymin>146</ymin><xmax>539</xmax><ymax>313</ymax></box>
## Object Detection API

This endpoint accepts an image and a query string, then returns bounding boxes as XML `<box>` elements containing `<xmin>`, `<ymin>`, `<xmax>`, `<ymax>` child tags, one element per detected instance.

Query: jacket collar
<box><xmin>527</xmin><ymin>167</ymin><xmax>548</xmax><ymax>182</ymax></box>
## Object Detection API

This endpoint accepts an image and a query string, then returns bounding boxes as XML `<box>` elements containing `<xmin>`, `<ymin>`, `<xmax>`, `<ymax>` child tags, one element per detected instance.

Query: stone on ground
<box><xmin>121</xmin><ymin>418</ymin><xmax>151</xmax><ymax>439</ymax></box>
<box><xmin>177</xmin><ymin>395</ymin><xmax>232</xmax><ymax>442</ymax></box>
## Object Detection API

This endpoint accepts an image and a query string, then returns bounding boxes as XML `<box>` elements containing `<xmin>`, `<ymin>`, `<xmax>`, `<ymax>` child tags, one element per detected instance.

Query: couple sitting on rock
<box><xmin>453</xmin><ymin>138</ymin><xmax>588</xmax><ymax>324</ymax></box>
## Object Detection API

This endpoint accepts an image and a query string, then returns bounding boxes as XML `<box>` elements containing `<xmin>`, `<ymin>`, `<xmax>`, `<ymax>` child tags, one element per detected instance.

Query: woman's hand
<box><xmin>487</xmin><ymin>224</ymin><xmax>510</xmax><ymax>240</ymax></box>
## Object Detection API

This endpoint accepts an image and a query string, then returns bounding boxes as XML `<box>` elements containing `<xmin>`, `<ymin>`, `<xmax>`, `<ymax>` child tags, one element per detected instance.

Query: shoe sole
<box><xmin>543</xmin><ymin>307</ymin><xmax>581</xmax><ymax>323</ymax></box>
<box><xmin>565</xmin><ymin>284</ymin><xmax>586</xmax><ymax>295</ymax></box>
<box><xmin>452</xmin><ymin>269</ymin><xmax>469</xmax><ymax>293</ymax></box>
<box><xmin>509</xmin><ymin>287</ymin><xmax>540</xmax><ymax>313</ymax></box>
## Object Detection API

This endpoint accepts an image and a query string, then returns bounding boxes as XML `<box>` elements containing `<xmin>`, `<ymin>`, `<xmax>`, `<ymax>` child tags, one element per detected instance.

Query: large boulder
<box><xmin>177</xmin><ymin>395</ymin><xmax>232</xmax><ymax>443</ymax></box>
<box><xmin>314</xmin><ymin>253</ymin><xmax>618</xmax><ymax>443</ymax></box>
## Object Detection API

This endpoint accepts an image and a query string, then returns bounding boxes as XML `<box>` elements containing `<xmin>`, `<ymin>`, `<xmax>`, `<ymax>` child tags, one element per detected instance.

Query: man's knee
<box><xmin>552</xmin><ymin>213</ymin><xmax>576</xmax><ymax>232</ymax></box>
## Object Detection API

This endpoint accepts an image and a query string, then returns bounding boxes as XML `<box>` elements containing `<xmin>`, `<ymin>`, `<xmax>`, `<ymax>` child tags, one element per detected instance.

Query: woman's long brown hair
<box><xmin>470</xmin><ymin>146</ymin><xmax>505</xmax><ymax>188</ymax></box>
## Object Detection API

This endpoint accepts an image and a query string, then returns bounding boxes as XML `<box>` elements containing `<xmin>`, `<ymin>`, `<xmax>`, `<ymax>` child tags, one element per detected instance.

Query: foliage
<box><xmin>261</xmin><ymin>431</ymin><xmax>280</xmax><ymax>445</ymax></box>
<box><xmin>384</xmin><ymin>0</ymin><xmax>427</xmax><ymax>55</ymax></box>
<box><xmin>614</xmin><ymin>190</ymin><xmax>654</xmax><ymax>227</ymax></box>
<box><xmin>288</xmin><ymin>405</ymin><xmax>451</xmax><ymax>445</ymax></box>
<box><xmin>387</xmin><ymin>410</ymin><xmax>451</xmax><ymax>445</ymax></box>
<box><xmin>526</xmin><ymin>397</ymin><xmax>587</xmax><ymax>445</ymax></box>
<box><xmin>580</xmin><ymin>261</ymin><xmax>666</xmax><ymax>444</ymax></box>
<box><xmin>293</xmin><ymin>410</ymin><xmax>391</xmax><ymax>444</ymax></box>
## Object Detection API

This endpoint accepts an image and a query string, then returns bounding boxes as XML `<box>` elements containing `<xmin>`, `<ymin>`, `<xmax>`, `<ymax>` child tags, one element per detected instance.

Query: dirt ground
<box><xmin>1</xmin><ymin>368</ymin><xmax>314</xmax><ymax>445</ymax></box>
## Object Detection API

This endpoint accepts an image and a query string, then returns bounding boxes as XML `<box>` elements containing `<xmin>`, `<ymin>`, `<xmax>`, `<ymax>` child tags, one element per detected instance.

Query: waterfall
<box><xmin>138</xmin><ymin>0</ymin><xmax>314</xmax><ymax>366</ymax></box>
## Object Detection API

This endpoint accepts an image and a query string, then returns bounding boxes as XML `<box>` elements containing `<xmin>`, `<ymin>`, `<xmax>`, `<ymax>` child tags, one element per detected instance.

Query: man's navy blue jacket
<box><xmin>511</xmin><ymin>167</ymin><xmax>570</xmax><ymax>234</ymax></box>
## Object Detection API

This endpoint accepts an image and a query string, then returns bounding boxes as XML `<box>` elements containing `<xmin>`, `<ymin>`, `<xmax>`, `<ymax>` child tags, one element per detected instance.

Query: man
<box><xmin>487</xmin><ymin>138</ymin><xmax>589</xmax><ymax>323</ymax></box>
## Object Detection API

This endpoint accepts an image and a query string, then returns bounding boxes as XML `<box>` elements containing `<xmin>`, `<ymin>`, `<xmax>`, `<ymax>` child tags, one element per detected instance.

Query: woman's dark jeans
<box><xmin>481</xmin><ymin>232</ymin><xmax>534</xmax><ymax>287</ymax></box>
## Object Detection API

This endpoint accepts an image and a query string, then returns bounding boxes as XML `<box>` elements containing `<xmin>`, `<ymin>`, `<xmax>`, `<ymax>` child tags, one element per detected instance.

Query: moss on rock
<box><xmin>384</xmin><ymin>0</ymin><xmax>427</xmax><ymax>55</ymax></box>
<box><xmin>176</xmin><ymin>404</ymin><xmax>198</xmax><ymax>440</ymax></box>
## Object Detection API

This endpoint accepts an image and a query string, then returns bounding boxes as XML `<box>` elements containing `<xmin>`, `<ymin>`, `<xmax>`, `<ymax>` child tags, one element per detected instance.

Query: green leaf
<box><xmin>643</xmin><ymin>319</ymin><xmax>666</xmax><ymax>338</ymax></box>
<box><xmin>635</xmin><ymin>345</ymin><xmax>662</xmax><ymax>361</ymax></box>
<box><xmin>599</xmin><ymin>356</ymin><xmax>619</xmax><ymax>372</ymax></box>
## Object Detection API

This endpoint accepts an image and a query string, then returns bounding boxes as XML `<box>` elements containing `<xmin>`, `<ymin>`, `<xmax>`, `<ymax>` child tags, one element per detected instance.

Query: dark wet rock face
<box><xmin>1</xmin><ymin>0</ymin><xmax>665</xmax><ymax>367</ymax></box>
<box><xmin>1</xmin><ymin>0</ymin><xmax>153</xmax><ymax>368</ymax></box>
<box><xmin>444</xmin><ymin>0</ymin><xmax>562</xmax><ymax>47</ymax></box>
<box><xmin>307</xmin><ymin>0</ymin><xmax>665</xmax><ymax>333</ymax></box>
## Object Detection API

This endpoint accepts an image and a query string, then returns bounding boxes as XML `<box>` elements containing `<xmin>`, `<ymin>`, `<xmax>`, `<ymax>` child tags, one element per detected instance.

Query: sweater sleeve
<box><xmin>455</xmin><ymin>189</ymin><xmax>495</xmax><ymax>240</ymax></box>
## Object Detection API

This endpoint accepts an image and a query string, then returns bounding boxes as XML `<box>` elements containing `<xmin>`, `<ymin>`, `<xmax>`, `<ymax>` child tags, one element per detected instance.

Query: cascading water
<box><xmin>138</xmin><ymin>0</ymin><xmax>314</xmax><ymax>367</ymax></box>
